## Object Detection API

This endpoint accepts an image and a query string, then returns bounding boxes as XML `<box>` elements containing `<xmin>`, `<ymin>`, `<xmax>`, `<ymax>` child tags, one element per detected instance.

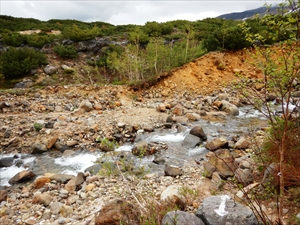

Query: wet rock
<box><xmin>162</xmin><ymin>210</ymin><xmax>204</xmax><ymax>225</ymax></box>
<box><xmin>9</xmin><ymin>170</ymin><xmax>36</xmax><ymax>184</ymax></box>
<box><xmin>196</xmin><ymin>195</ymin><xmax>259</xmax><ymax>225</ymax></box>
<box><xmin>0</xmin><ymin>156</ymin><xmax>16</xmax><ymax>167</ymax></box>
<box><xmin>205</xmin><ymin>137</ymin><xmax>228</xmax><ymax>151</ymax></box>
<box><xmin>190</xmin><ymin>126</ymin><xmax>207</xmax><ymax>141</ymax></box>
<box><xmin>220</xmin><ymin>100</ymin><xmax>239</xmax><ymax>116</ymax></box>
<box><xmin>31</xmin><ymin>142</ymin><xmax>48</xmax><ymax>154</ymax></box>
<box><xmin>165</xmin><ymin>164</ymin><xmax>183</xmax><ymax>177</ymax></box>
<box><xmin>94</xmin><ymin>198</ymin><xmax>140</xmax><ymax>225</ymax></box>
<box><xmin>182</xmin><ymin>134</ymin><xmax>201</xmax><ymax>149</ymax></box>
<box><xmin>32</xmin><ymin>192</ymin><xmax>52</xmax><ymax>206</ymax></box>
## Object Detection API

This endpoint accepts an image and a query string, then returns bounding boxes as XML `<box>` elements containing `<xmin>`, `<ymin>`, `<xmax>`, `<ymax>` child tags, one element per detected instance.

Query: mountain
<box><xmin>216</xmin><ymin>6</ymin><xmax>278</xmax><ymax>20</ymax></box>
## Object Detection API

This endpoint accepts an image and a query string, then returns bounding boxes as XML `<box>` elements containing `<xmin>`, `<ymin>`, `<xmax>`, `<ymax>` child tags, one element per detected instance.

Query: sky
<box><xmin>0</xmin><ymin>0</ymin><xmax>284</xmax><ymax>25</ymax></box>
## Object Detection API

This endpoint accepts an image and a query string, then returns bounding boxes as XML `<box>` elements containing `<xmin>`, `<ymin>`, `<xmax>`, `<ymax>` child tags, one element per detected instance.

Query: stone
<box><xmin>79</xmin><ymin>100</ymin><xmax>93</xmax><ymax>112</ymax></box>
<box><xmin>0</xmin><ymin>190</ymin><xmax>8</xmax><ymax>202</ymax></box>
<box><xmin>234</xmin><ymin>168</ymin><xmax>253</xmax><ymax>186</ymax></box>
<box><xmin>75</xmin><ymin>172</ymin><xmax>85</xmax><ymax>186</ymax></box>
<box><xmin>9</xmin><ymin>170</ymin><xmax>36</xmax><ymax>184</ymax></box>
<box><xmin>60</xmin><ymin>204</ymin><xmax>73</xmax><ymax>217</ymax></box>
<box><xmin>44</xmin><ymin>65</ymin><xmax>58</xmax><ymax>75</ymax></box>
<box><xmin>46</xmin><ymin>135</ymin><xmax>59</xmax><ymax>149</ymax></box>
<box><xmin>0</xmin><ymin>156</ymin><xmax>15</xmax><ymax>167</ymax></box>
<box><xmin>205</xmin><ymin>137</ymin><xmax>228</xmax><ymax>151</ymax></box>
<box><xmin>31</xmin><ymin>142</ymin><xmax>47</xmax><ymax>154</ymax></box>
<box><xmin>186</xmin><ymin>113</ymin><xmax>201</xmax><ymax>121</ymax></box>
<box><xmin>189</xmin><ymin>126</ymin><xmax>207</xmax><ymax>140</ymax></box>
<box><xmin>65</xmin><ymin>177</ymin><xmax>76</xmax><ymax>192</ymax></box>
<box><xmin>160</xmin><ymin>185</ymin><xmax>186</xmax><ymax>210</ymax></box>
<box><xmin>32</xmin><ymin>192</ymin><xmax>52</xmax><ymax>206</ymax></box>
<box><xmin>220</xmin><ymin>100</ymin><xmax>239</xmax><ymax>116</ymax></box>
<box><xmin>94</xmin><ymin>198</ymin><xmax>140</xmax><ymax>225</ymax></box>
<box><xmin>157</xmin><ymin>103</ymin><xmax>166</xmax><ymax>112</ymax></box>
<box><xmin>204</xmin><ymin>149</ymin><xmax>238</xmax><ymax>178</ymax></box>
<box><xmin>182</xmin><ymin>134</ymin><xmax>201</xmax><ymax>149</ymax></box>
<box><xmin>173</xmin><ymin>104</ymin><xmax>184</xmax><ymax>116</ymax></box>
<box><xmin>235</xmin><ymin>137</ymin><xmax>250</xmax><ymax>149</ymax></box>
<box><xmin>165</xmin><ymin>164</ymin><xmax>183</xmax><ymax>177</ymax></box>
<box><xmin>162</xmin><ymin>210</ymin><xmax>205</xmax><ymax>225</ymax></box>
<box><xmin>50</xmin><ymin>174</ymin><xmax>74</xmax><ymax>184</ymax></box>
<box><xmin>34</xmin><ymin>176</ymin><xmax>51</xmax><ymax>189</ymax></box>
<box><xmin>132</xmin><ymin>140</ymin><xmax>149</xmax><ymax>156</ymax></box>
<box><xmin>86</xmin><ymin>183</ymin><xmax>95</xmax><ymax>192</ymax></box>
<box><xmin>50</xmin><ymin>201</ymin><xmax>63</xmax><ymax>214</ymax></box>
<box><xmin>196</xmin><ymin>195</ymin><xmax>259</xmax><ymax>225</ymax></box>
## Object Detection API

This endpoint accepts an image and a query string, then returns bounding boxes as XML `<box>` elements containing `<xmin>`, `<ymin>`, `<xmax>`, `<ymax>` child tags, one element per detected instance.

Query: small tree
<box><xmin>236</xmin><ymin>1</ymin><xmax>300</xmax><ymax>224</ymax></box>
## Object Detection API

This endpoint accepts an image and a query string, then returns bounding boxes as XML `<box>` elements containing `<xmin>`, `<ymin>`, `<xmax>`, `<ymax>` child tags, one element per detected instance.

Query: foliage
<box><xmin>62</xmin><ymin>24</ymin><xmax>100</xmax><ymax>42</ymax></box>
<box><xmin>54</xmin><ymin>44</ymin><xmax>78</xmax><ymax>59</ymax></box>
<box><xmin>33</xmin><ymin>122</ymin><xmax>43</xmax><ymax>132</ymax></box>
<box><xmin>0</xmin><ymin>47</ymin><xmax>48</xmax><ymax>80</ymax></box>
<box><xmin>234</xmin><ymin>1</ymin><xmax>300</xmax><ymax>224</ymax></box>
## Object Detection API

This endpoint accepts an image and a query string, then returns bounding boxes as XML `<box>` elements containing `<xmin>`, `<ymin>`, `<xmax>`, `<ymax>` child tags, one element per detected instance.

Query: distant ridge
<box><xmin>216</xmin><ymin>6</ymin><xmax>278</xmax><ymax>20</ymax></box>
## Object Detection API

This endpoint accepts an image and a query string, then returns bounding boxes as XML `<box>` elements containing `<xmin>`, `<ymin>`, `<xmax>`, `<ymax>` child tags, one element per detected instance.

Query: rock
<box><xmin>162</xmin><ymin>210</ymin><xmax>205</xmax><ymax>225</ymax></box>
<box><xmin>9</xmin><ymin>170</ymin><xmax>36</xmax><ymax>184</ymax></box>
<box><xmin>86</xmin><ymin>183</ymin><xmax>95</xmax><ymax>192</ymax></box>
<box><xmin>46</xmin><ymin>135</ymin><xmax>59</xmax><ymax>149</ymax></box>
<box><xmin>61</xmin><ymin>65</ymin><xmax>75</xmax><ymax>73</ymax></box>
<box><xmin>60</xmin><ymin>204</ymin><xmax>73</xmax><ymax>217</ymax></box>
<box><xmin>165</xmin><ymin>164</ymin><xmax>183</xmax><ymax>177</ymax></box>
<box><xmin>44</xmin><ymin>65</ymin><xmax>59</xmax><ymax>75</ymax></box>
<box><xmin>234</xmin><ymin>168</ymin><xmax>253</xmax><ymax>186</ymax></box>
<box><xmin>157</xmin><ymin>103</ymin><xmax>166</xmax><ymax>112</ymax></box>
<box><xmin>50</xmin><ymin>174</ymin><xmax>74</xmax><ymax>184</ymax></box>
<box><xmin>182</xmin><ymin>134</ymin><xmax>201</xmax><ymax>149</ymax></box>
<box><xmin>190</xmin><ymin>126</ymin><xmax>207</xmax><ymax>141</ymax></box>
<box><xmin>235</xmin><ymin>137</ymin><xmax>250</xmax><ymax>149</ymax></box>
<box><xmin>173</xmin><ymin>104</ymin><xmax>184</xmax><ymax>116</ymax></box>
<box><xmin>132</xmin><ymin>140</ymin><xmax>149</xmax><ymax>156</ymax></box>
<box><xmin>31</xmin><ymin>142</ymin><xmax>48</xmax><ymax>154</ymax></box>
<box><xmin>203</xmin><ymin>149</ymin><xmax>238</xmax><ymax>178</ymax></box>
<box><xmin>65</xmin><ymin>177</ymin><xmax>76</xmax><ymax>192</ymax></box>
<box><xmin>79</xmin><ymin>100</ymin><xmax>93</xmax><ymax>112</ymax></box>
<box><xmin>205</xmin><ymin>137</ymin><xmax>228</xmax><ymax>151</ymax></box>
<box><xmin>0</xmin><ymin>156</ymin><xmax>16</xmax><ymax>167</ymax></box>
<box><xmin>34</xmin><ymin>176</ymin><xmax>51</xmax><ymax>189</ymax></box>
<box><xmin>261</xmin><ymin>163</ymin><xmax>280</xmax><ymax>187</ymax></box>
<box><xmin>0</xmin><ymin>190</ymin><xmax>8</xmax><ymax>202</ymax></box>
<box><xmin>94</xmin><ymin>198</ymin><xmax>140</xmax><ymax>225</ymax></box>
<box><xmin>196</xmin><ymin>195</ymin><xmax>259</xmax><ymax>225</ymax></box>
<box><xmin>220</xmin><ymin>100</ymin><xmax>239</xmax><ymax>116</ymax></box>
<box><xmin>84</xmin><ymin>164</ymin><xmax>102</xmax><ymax>175</ymax></box>
<box><xmin>67</xmin><ymin>195</ymin><xmax>79</xmax><ymax>205</ymax></box>
<box><xmin>160</xmin><ymin>185</ymin><xmax>186</xmax><ymax>210</ymax></box>
<box><xmin>32</xmin><ymin>192</ymin><xmax>52</xmax><ymax>206</ymax></box>
<box><xmin>50</xmin><ymin>201</ymin><xmax>63</xmax><ymax>214</ymax></box>
<box><xmin>186</xmin><ymin>113</ymin><xmax>201</xmax><ymax>121</ymax></box>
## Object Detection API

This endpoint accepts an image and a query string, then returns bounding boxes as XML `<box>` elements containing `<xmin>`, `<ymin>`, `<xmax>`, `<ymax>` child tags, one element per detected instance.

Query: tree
<box><xmin>237</xmin><ymin>1</ymin><xmax>300</xmax><ymax>224</ymax></box>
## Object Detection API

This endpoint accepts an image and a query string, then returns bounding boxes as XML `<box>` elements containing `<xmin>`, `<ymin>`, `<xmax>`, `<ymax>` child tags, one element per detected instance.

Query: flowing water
<box><xmin>0</xmin><ymin>106</ymin><xmax>268</xmax><ymax>187</ymax></box>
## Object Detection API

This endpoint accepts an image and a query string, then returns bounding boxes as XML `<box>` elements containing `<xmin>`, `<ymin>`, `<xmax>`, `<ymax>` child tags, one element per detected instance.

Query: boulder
<box><xmin>205</xmin><ymin>137</ymin><xmax>228</xmax><ymax>151</ymax></box>
<box><xmin>220</xmin><ymin>100</ymin><xmax>239</xmax><ymax>116</ymax></box>
<box><xmin>44</xmin><ymin>65</ymin><xmax>59</xmax><ymax>75</ymax></box>
<box><xmin>196</xmin><ymin>195</ymin><xmax>259</xmax><ymax>225</ymax></box>
<box><xmin>79</xmin><ymin>100</ymin><xmax>93</xmax><ymax>112</ymax></box>
<box><xmin>182</xmin><ymin>134</ymin><xmax>201</xmax><ymax>149</ymax></box>
<box><xmin>0</xmin><ymin>156</ymin><xmax>16</xmax><ymax>167</ymax></box>
<box><xmin>235</xmin><ymin>137</ymin><xmax>250</xmax><ymax>149</ymax></box>
<box><xmin>9</xmin><ymin>170</ymin><xmax>36</xmax><ymax>184</ymax></box>
<box><xmin>94</xmin><ymin>198</ymin><xmax>140</xmax><ymax>225</ymax></box>
<box><xmin>34</xmin><ymin>176</ymin><xmax>51</xmax><ymax>189</ymax></box>
<box><xmin>31</xmin><ymin>142</ymin><xmax>47</xmax><ymax>154</ymax></box>
<box><xmin>50</xmin><ymin>174</ymin><xmax>74</xmax><ymax>184</ymax></box>
<box><xmin>190</xmin><ymin>126</ymin><xmax>207</xmax><ymax>141</ymax></box>
<box><xmin>234</xmin><ymin>168</ymin><xmax>253</xmax><ymax>186</ymax></box>
<box><xmin>162</xmin><ymin>210</ymin><xmax>204</xmax><ymax>225</ymax></box>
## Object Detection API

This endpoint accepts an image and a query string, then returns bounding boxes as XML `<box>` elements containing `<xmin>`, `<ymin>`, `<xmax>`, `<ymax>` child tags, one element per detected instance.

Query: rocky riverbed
<box><xmin>0</xmin><ymin>83</ymin><xmax>299</xmax><ymax>225</ymax></box>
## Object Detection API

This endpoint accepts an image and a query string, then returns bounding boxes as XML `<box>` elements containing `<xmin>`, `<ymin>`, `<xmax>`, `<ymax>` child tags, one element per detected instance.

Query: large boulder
<box><xmin>160</xmin><ymin>185</ymin><xmax>186</xmax><ymax>210</ymax></box>
<box><xmin>190</xmin><ymin>126</ymin><xmax>207</xmax><ymax>141</ymax></box>
<box><xmin>196</xmin><ymin>195</ymin><xmax>259</xmax><ymax>225</ymax></box>
<box><xmin>205</xmin><ymin>137</ymin><xmax>228</xmax><ymax>151</ymax></box>
<box><xmin>162</xmin><ymin>210</ymin><xmax>205</xmax><ymax>225</ymax></box>
<box><xmin>182</xmin><ymin>134</ymin><xmax>202</xmax><ymax>149</ymax></box>
<box><xmin>8</xmin><ymin>170</ymin><xmax>36</xmax><ymax>184</ymax></box>
<box><xmin>220</xmin><ymin>100</ymin><xmax>239</xmax><ymax>116</ymax></box>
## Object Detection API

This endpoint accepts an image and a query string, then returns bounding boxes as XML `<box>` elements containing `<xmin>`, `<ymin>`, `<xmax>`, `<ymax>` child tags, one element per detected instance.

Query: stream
<box><xmin>0</xmin><ymin>106</ymin><xmax>268</xmax><ymax>187</ymax></box>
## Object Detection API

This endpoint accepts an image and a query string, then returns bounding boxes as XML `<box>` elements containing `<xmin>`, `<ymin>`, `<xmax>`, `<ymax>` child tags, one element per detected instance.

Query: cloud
<box><xmin>1</xmin><ymin>0</ymin><xmax>284</xmax><ymax>25</ymax></box>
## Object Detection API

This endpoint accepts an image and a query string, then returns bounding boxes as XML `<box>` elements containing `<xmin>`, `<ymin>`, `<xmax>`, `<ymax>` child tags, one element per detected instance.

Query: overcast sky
<box><xmin>1</xmin><ymin>1</ymin><xmax>284</xmax><ymax>25</ymax></box>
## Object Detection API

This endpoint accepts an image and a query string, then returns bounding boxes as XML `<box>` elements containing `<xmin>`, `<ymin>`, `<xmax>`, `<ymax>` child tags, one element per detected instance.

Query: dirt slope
<box><xmin>149</xmin><ymin>49</ymin><xmax>262</xmax><ymax>96</ymax></box>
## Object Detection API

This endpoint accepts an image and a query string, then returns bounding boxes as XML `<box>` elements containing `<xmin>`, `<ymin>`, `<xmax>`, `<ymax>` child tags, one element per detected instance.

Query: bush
<box><xmin>0</xmin><ymin>47</ymin><xmax>48</xmax><ymax>80</ymax></box>
<box><xmin>62</xmin><ymin>24</ymin><xmax>100</xmax><ymax>42</ymax></box>
<box><xmin>54</xmin><ymin>45</ymin><xmax>77</xmax><ymax>59</ymax></box>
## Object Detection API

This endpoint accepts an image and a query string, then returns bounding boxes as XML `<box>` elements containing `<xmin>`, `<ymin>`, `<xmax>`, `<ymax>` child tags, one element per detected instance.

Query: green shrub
<box><xmin>2</xmin><ymin>32</ymin><xmax>26</xmax><ymax>47</ymax></box>
<box><xmin>0</xmin><ymin>47</ymin><xmax>48</xmax><ymax>80</ymax></box>
<box><xmin>62</xmin><ymin>24</ymin><xmax>100</xmax><ymax>42</ymax></box>
<box><xmin>54</xmin><ymin>45</ymin><xmax>77</xmax><ymax>59</ymax></box>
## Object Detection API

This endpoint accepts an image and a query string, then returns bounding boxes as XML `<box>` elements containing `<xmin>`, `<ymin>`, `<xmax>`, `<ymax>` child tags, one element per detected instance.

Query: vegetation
<box><xmin>0</xmin><ymin>47</ymin><xmax>48</xmax><ymax>80</ymax></box>
<box><xmin>54</xmin><ymin>44</ymin><xmax>78</xmax><ymax>59</ymax></box>
<box><xmin>234</xmin><ymin>1</ymin><xmax>300</xmax><ymax>224</ymax></box>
